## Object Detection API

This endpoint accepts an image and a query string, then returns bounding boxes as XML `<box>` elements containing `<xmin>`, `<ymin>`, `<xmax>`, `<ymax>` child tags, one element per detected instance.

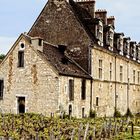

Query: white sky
<box><xmin>0</xmin><ymin>0</ymin><xmax>140</xmax><ymax>54</ymax></box>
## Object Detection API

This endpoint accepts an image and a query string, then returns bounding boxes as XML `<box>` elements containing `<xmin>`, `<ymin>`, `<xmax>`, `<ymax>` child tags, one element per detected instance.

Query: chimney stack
<box><xmin>107</xmin><ymin>16</ymin><xmax>115</xmax><ymax>27</ymax></box>
<box><xmin>95</xmin><ymin>9</ymin><xmax>107</xmax><ymax>25</ymax></box>
<box><xmin>76</xmin><ymin>0</ymin><xmax>96</xmax><ymax>18</ymax></box>
<box><xmin>31</xmin><ymin>37</ymin><xmax>43</xmax><ymax>52</ymax></box>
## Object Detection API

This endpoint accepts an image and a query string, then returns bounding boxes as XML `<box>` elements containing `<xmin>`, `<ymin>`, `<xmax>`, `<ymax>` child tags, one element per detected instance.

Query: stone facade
<box><xmin>0</xmin><ymin>0</ymin><xmax>140</xmax><ymax>117</ymax></box>
<box><xmin>0</xmin><ymin>35</ymin><xmax>91</xmax><ymax>118</ymax></box>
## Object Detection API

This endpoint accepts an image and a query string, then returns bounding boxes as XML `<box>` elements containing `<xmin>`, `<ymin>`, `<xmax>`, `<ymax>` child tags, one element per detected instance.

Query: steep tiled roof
<box><xmin>38</xmin><ymin>42</ymin><xmax>92</xmax><ymax>79</ymax></box>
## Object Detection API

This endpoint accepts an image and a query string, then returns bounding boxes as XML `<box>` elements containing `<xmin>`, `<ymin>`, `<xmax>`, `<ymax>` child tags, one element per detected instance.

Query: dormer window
<box><xmin>106</xmin><ymin>28</ymin><xmax>114</xmax><ymax>51</ymax></box>
<box><xmin>96</xmin><ymin>21</ymin><xmax>103</xmax><ymax>46</ymax></box>
<box><xmin>137</xmin><ymin>43</ymin><xmax>140</xmax><ymax>63</ymax></box>
<box><xmin>117</xmin><ymin>35</ymin><xmax>124</xmax><ymax>55</ymax></box>
<box><xmin>130</xmin><ymin>42</ymin><xmax>136</xmax><ymax>60</ymax></box>
<box><xmin>123</xmin><ymin>37</ymin><xmax>130</xmax><ymax>58</ymax></box>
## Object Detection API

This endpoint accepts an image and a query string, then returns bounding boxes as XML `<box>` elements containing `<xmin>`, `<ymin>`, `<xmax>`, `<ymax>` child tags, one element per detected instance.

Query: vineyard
<box><xmin>0</xmin><ymin>113</ymin><xmax>140</xmax><ymax>139</ymax></box>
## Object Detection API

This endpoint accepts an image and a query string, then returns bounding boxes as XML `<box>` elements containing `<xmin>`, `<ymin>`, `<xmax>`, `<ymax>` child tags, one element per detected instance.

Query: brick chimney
<box><xmin>95</xmin><ymin>9</ymin><xmax>107</xmax><ymax>25</ymax></box>
<box><xmin>107</xmin><ymin>16</ymin><xmax>115</xmax><ymax>27</ymax></box>
<box><xmin>76</xmin><ymin>0</ymin><xmax>96</xmax><ymax>18</ymax></box>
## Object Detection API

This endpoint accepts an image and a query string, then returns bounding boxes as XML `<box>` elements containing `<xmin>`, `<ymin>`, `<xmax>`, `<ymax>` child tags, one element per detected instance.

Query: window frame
<box><xmin>0</xmin><ymin>79</ymin><xmax>4</xmax><ymax>99</ymax></box>
<box><xmin>99</xmin><ymin>59</ymin><xmax>103</xmax><ymax>80</ymax></box>
<box><xmin>96</xmin><ymin>21</ymin><xmax>103</xmax><ymax>44</ymax></box>
<box><xmin>18</xmin><ymin>51</ymin><xmax>24</xmax><ymax>68</ymax></box>
<box><xmin>96</xmin><ymin>97</ymin><xmax>99</xmax><ymax>106</ymax></box>
<box><xmin>69</xmin><ymin>79</ymin><xmax>74</xmax><ymax>101</ymax></box>
<box><xmin>81</xmin><ymin>79</ymin><xmax>86</xmax><ymax>100</ymax></box>
<box><xmin>107</xmin><ymin>28</ymin><xmax>114</xmax><ymax>50</ymax></box>
<box><xmin>133</xmin><ymin>70</ymin><xmax>136</xmax><ymax>84</ymax></box>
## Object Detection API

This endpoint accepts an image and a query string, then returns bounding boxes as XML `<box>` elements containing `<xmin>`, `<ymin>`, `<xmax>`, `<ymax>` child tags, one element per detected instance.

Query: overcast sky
<box><xmin>0</xmin><ymin>0</ymin><xmax>140</xmax><ymax>54</ymax></box>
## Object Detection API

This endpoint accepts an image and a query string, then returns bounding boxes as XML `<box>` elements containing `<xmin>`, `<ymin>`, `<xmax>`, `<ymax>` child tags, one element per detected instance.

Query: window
<box><xmin>82</xmin><ymin>108</ymin><xmax>85</xmax><ymax>118</ymax></box>
<box><xmin>69</xmin><ymin>105</ymin><xmax>72</xmax><ymax>116</ymax></box>
<box><xmin>117</xmin><ymin>35</ymin><xmax>123</xmax><ymax>55</ymax></box>
<box><xmin>99</xmin><ymin>60</ymin><xmax>103</xmax><ymax>79</ymax></box>
<box><xmin>120</xmin><ymin>66</ymin><xmax>123</xmax><ymax>82</ymax></box>
<box><xmin>18</xmin><ymin>51</ymin><xmax>24</xmax><ymax>67</ymax></box>
<box><xmin>110</xmin><ymin>63</ymin><xmax>112</xmax><ymax>81</ymax></box>
<box><xmin>96</xmin><ymin>21</ymin><xmax>103</xmax><ymax>45</ymax></box>
<box><xmin>81</xmin><ymin>79</ymin><xmax>86</xmax><ymax>100</ymax></box>
<box><xmin>133</xmin><ymin>70</ymin><xmax>136</xmax><ymax>83</ymax></box>
<box><xmin>38</xmin><ymin>39</ymin><xmax>43</xmax><ymax>46</ymax></box>
<box><xmin>138</xmin><ymin>47</ymin><xmax>140</xmax><ymax>61</ymax></box>
<box><xmin>0</xmin><ymin>80</ymin><xmax>4</xmax><ymax>99</ymax></box>
<box><xmin>130</xmin><ymin>42</ymin><xmax>136</xmax><ymax>59</ymax></box>
<box><xmin>18</xmin><ymin>97</ymin><xmax>25</xmax><ymax>113</ymax></box>
<box><xmin>138</xmin><ymin>71</ymin><xmax>140</xmax><ymax>84</ymax></box>
<box><xmin>69</xmin><ymin>79</ymin><xmax>74</xmax><ymax>101</ymax></box>
<box><xmin>96</xmin><ymin>97</ymin><xmax>99</xmax><ymax>106</ymax></box>
<box><xmin>107</xmin><ymin>28</ymin><xmax>114</xmax><ymax>51</ymax></box>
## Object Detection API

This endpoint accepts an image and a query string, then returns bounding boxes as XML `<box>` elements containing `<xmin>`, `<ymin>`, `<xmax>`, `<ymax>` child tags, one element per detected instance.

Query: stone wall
<box><xmin>92</xmin><ymin>46</ymin><xmax>140</xmax><ymax>116</ymax></box>
<box><xmin>0</xmin><ymin>36</ymin><xmax>59</xmax><ymax>116</ymax></box>
<box><xmin>59</xmin><ymin>76</ymin><xmax>91</xmax><ymax>118</ymax></box>
<box><xmin>28</xmin><ymin>0</ymin><xmax>91</xmax><ymax>71</ymax></box>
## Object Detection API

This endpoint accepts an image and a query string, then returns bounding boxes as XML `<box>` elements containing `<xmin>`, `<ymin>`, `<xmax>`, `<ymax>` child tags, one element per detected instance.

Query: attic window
<box><xmin>106</xmin><ymin>28</ymin><xmax>114</xmax><ymax>51</ymax></box>
<box><xmin>137</xmin><ymin>46</ymin><xmax>140</xmax><ymax>61</ymax></box>
<box><xmin>20</xmin><ymin>43</ymin><xmax>25</xmax><ymax>49</ymax></box>
<box><xmin>18</xmin><ymin>51</ymin><xmax>24</xmax><ymax>67</ymax></box>
<box><xmin>96</xmin><ymin>21</ymin><xmax>103</xmax><ymax>46</ymax></box>
<box><xmin>123</xmin><ymin>39</ymin><xmax>130</xmax><ymax>57</ymax></box>
<box><xmin>130</xmin><ymin>42</ymin><xmax>136</xmax><ymax>60</ymax></box>
<box><xmin>117</xmin><ymin>35</ymin><xmax>123</xmax><ymax>55</ymax></box>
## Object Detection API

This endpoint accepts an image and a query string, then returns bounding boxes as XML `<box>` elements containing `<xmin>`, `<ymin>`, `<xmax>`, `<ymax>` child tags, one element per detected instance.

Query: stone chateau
<box><xmin>0</xmin><ymin>0</ymin><xmax>140</xmax><ymax>117</ymax></box>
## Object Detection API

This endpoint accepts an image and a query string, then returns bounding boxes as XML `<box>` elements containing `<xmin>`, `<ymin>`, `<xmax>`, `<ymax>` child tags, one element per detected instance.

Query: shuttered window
<box><xmin>69</xmin><ymin>79</ymin><xmax>74</xmax><ymax>101</ymax></box>
<box><xmin>81</xmin><ymin>79</ymin><xmax>86</xmax><ymax>100</ymax></box>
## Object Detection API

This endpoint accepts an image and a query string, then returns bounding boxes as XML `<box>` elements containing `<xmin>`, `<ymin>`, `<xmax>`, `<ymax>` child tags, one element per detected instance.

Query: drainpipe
<box><xmin>115</xmin><ymin>56</ymin><xmax>117</xmax><ymax>116</ymax></box>
<box><xmin>90</xmin><ymin>79</ymin><xmax>93</xmax><ymax>111</ymax></box>
<box><xmin>127</xmin><ymin>61</ymin><xmax>129</xmax><ymax>110</ymax></box>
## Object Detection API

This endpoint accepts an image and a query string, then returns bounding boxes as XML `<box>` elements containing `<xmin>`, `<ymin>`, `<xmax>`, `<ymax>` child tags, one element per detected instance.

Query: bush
<box><xmin>114</xmin><ymin>109</ymin><xmax>122</xmax><ymax>117</ymax></box>
<box><xmin>124</xmin><ymin>108</ymin><xmax>133</xmax><ymax>117</ymax></box>
<box><xmin>89</xmin><ymin>109</ymin><xmax>96</xmax><ymax>118</ymax></box>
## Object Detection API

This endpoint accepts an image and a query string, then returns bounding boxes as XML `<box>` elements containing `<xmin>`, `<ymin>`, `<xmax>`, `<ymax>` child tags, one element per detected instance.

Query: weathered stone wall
<box><xmin>0</xmin><ymin>36</ymin><xmax>91</xmax><ymax>118</ymax></box>
<box><xmin>28</xmin><ymin>0</ymin><xmax>91</xmax><ymax>71</ymax></box>
<box><xmin>0</xmin><ymin>36</ymin><xmax>60</xmax><ymax>116</ymax></box>
<box><xmin>92</xmin><ymin>46</ymin><xmax>140</xmax><ymax>116</ymax></box>
<box><xmin>59</xmin><ymin>76</ymin><xmax>91</xmax><ymax>118</ymax></box>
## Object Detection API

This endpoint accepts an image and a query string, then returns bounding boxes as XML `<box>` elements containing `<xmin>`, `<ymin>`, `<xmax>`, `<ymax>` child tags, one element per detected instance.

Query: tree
<box><xmin>0</xmin><ymin>54</ymin><xmax>5</xmax><ymax>60</ymax></box>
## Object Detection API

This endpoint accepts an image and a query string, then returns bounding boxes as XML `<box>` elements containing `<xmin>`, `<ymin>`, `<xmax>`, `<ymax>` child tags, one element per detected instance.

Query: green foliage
<box><xmin>0</xmin><ymin>54</ymin><xmax>5</xmax><ymax>60</ymax></box>
<box><xmin>114</xmin><ymin>109</ymin><xmax>122</xmax><ymax>117</ymax></box>
<box><xmin>89</xmin><ymin>109</ymin><xmax>96</xmax><ymax>118</ymax></box>
<box><xmin>0</xmin><ymin>113</ymin><xmax>140</xmax><ymax>139</ymax></box>
<box><xmin>124</xmin><ymin>108</ymin><xmax>133</xmax><ymax>118</ymax></box>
